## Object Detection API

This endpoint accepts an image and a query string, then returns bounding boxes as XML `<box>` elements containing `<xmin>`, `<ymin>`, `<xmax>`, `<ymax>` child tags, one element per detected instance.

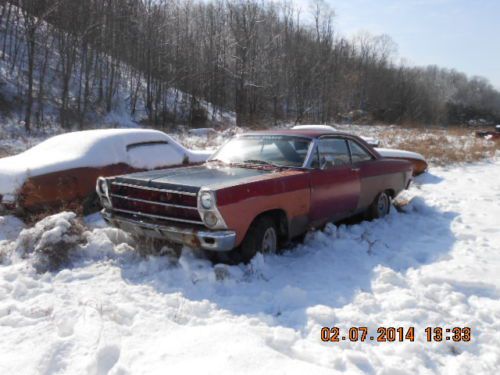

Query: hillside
<box><xmin>1</xmin><ymin>0</ymin><xmax>500</xmax><ymax>134</ymax></box>
<box><xmin>0</xmin><ymin>2</ymin><xmax>235</xmax><ymax>137</ymax></box>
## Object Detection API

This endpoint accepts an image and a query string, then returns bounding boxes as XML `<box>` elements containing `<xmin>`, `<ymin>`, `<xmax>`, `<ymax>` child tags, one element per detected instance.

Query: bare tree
<box><xmin>0</xmin><ymin>0</ymin><xmax>498</xmax><ymax>130</ymax></box>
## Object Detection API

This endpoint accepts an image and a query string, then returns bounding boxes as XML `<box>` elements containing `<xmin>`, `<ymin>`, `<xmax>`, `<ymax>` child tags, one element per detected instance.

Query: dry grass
<box><xmin>336</xmin><ymin>125</ymin><xmax>500</xmax><ymax>166</ymax></box>
<box><xmin>377</xmin><ymin>127</ymin><xmax>499</xmax><ymax>165</ymax></box>
<box><xmin>21</xmin><ymin>198</ymin><xmax>95</xmax><ymax>226</ymax></box>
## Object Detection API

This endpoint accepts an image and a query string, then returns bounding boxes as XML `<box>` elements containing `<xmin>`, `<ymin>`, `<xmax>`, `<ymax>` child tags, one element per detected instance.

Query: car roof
<box><xmin>240</xmin><ymin>128</ymin><xmax>354</xmax><ymax>139</ymax></box>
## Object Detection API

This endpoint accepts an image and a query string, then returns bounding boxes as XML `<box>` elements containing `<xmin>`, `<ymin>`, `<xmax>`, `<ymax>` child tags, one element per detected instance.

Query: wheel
<box><xmin>367</xmin><ymin>192</ymin><xmax>391</xmax><ymax>220</ymax></box>
<box><xmin>207</xmin><ymin>215</ymin><xmax>278</xmax><ymax>265</ymax></box>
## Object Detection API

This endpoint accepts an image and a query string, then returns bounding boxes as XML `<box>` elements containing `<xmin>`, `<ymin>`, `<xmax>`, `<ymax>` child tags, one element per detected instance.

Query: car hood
<box><xmin>114</xmin><ymin>164</ymin><xmax>275</xmax><ymax>192</ymax></box>
<box><xmin>375</xmin><ymin>148</ymin><xmax>426</xmax><ymax>162</ymax></box>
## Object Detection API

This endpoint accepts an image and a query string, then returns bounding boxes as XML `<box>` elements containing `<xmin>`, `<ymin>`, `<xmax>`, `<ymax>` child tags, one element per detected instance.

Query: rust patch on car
<box><xmin>16</xmin><ymin>162</ymin><xmax>197</xmax><ymax>215</ymax></box>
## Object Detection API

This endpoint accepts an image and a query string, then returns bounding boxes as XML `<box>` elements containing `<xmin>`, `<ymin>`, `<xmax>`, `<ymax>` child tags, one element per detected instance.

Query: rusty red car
<box><xmin>97</xmin><ymin>129</ymin><xmax>413</xmax><ymax>263</ymax></box>
<box><xmin>476</xmin><ymin>125</ymin><xmax>500</xmax><ymax>140</ymax></box>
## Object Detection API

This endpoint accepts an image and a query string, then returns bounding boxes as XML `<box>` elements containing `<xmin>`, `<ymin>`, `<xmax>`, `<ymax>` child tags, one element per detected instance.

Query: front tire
<box><xmin>208</xmin><ymin>215</ymin><xmax>279</xmax><ymax>264</ymax></box>
<box><xmin>368</xmin><ymin>192</ymin><xmax>391</xmax><ymax>220</ymax></box>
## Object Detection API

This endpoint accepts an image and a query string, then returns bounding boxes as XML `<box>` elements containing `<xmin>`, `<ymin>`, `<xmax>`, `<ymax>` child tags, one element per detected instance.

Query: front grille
<box><xmin>109</xmin><ymin>181</ymin><xmax>203</xmax><ymax>225</ymax></box>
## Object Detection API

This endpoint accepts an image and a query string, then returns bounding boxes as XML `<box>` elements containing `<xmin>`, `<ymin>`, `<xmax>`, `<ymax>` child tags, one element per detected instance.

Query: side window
<box><xmin>317</xmin><ymin>138</ymin><xmax>351</xmax><ymax>169</ymax></box>
<box><xmin>348</xmin><ymin>140</ymin><xmax>374</xmax><ymax>163</ymax></box>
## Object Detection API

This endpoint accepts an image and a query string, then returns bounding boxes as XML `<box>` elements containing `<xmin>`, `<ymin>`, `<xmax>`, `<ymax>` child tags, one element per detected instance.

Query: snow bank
<box><xmin>2</xmin><ymin>212</ymin><xmax>85</xmax><ymax>273</ymax></box>
<box><xmin>0</xmin><ymin>129</ymin><xmax>211</xmax><ymax>195</ymax></box>
<box><xmin>0</xmin><ymin>159</ymin><xmax>499</xmax><ymax>374</ymax></box>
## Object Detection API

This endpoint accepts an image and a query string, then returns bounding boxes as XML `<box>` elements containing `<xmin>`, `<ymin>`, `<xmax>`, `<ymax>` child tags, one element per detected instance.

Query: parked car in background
<box><xmin>0</xmin><ymin>129</ymin><xmax>210</xmax><ymax>215</ymax></box>
<box><xmin>97</xmin><ymin>129</ymin><xmax>413</xmax><ymax>263</ymax></box>
<box><xmin>475</xmin><ymin>125</ymin><xmax>500</xmax><ymax>140</ymax></box>
<box><xmin>374</xmin><ymin>148</ymin><xmax>428</xmax><ymax>176</ymax></box>
<box><xmin>292</xmin><ymin>124</ymin><xmax>380</xmax><ymax>147</ymax></box>
<box><xmin>292</xmin><ymin>125</ymin><xmax>427</xmax><ymax>175</ymax></box>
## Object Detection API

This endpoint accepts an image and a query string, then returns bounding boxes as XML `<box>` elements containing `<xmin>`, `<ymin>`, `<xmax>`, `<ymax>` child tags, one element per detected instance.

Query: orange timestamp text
<box><xmin>320</xmin><ymin>326</ymin><xmax>471</xmax><ymax>343</ymax></box>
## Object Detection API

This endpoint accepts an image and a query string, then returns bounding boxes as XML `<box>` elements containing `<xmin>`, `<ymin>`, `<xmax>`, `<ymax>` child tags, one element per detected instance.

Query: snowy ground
<box><xmin>1</xmin><ymin>159</ymin><xmax>499</xmax><ymax>374</ymax></box>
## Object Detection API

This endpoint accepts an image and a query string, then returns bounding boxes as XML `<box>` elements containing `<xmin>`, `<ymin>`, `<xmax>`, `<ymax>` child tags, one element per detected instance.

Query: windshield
<box><xmin>210</xmin><ymin>135</ymin><xmax>313</xmax><ymax>167</ymax></box>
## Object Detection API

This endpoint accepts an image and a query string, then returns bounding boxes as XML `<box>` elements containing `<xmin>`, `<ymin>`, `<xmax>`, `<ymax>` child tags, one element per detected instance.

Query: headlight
<box><xmin>200</xmin><ymin>191</ymin><xmax>213</xmax><ymax>209</ymax></box>
<box><xmin>203</xmin><ymin>212</ymin><xmax>218</xmax><ymax>227</ymax></box>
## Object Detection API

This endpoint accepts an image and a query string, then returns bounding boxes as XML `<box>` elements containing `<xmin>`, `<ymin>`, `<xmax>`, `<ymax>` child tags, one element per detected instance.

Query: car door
<box><xmin>309</xmin><ymin>137</ymin><xmax>361</xmax><ymax>225</ymax></box>
<box><xmin>347</xmin><ymin>139</ymin><xmax>380</xmax><ymax>210</ymax></box>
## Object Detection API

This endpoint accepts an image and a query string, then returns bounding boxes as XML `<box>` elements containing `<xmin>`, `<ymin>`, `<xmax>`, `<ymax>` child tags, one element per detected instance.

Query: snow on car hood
<box><xmin>375</xmin><ymin>147</ymin><xmax>426</xmax><ymax>161</ymax></box>
<box><xmin>0</xmin><ymin>129</ymin><xmax>210</xmax><ymax>196</ymax></box>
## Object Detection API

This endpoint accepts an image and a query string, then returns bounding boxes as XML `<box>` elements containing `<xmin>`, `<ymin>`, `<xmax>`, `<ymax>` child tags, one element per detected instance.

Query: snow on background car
<box><xmin>0</xmin><ymin>129</ymin><xmax>211</xmax><ymax>197</ymax></box>
<box><xmin>1</xmin><ymin>155</ymin><xmax>500</xmax><ymax>374</ymax></box>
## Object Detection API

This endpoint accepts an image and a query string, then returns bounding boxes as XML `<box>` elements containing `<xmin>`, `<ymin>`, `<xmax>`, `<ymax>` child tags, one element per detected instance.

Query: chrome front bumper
<box><xmin>102</xmin><ymin>210</ymin><xmax>236</xmax><ymax>252</ymax></box>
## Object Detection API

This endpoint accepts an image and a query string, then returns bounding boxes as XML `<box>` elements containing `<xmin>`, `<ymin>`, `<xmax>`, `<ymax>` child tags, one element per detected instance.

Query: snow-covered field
<box><xmin>0</xmin><ymin>158</ymin><xmax>499</xmax><ymax>374</ymax></box>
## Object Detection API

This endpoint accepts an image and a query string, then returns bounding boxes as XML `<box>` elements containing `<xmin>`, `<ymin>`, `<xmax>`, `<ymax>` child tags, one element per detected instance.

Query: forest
<box><xmin>1</xmin><ymin>0</ymin><xmax>500</xmax><ymax>132</ymax></box>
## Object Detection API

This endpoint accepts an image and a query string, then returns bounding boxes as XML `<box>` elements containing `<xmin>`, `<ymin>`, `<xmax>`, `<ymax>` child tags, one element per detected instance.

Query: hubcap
<box><xmin>261</xmin><ymin>227</ymin><xmax>278</xmax><ymax>253</ymax></box>
<box><xmin>377</xmin><ymin>193</ymin><xmax>389</xmax><ymax>216</ymax></box>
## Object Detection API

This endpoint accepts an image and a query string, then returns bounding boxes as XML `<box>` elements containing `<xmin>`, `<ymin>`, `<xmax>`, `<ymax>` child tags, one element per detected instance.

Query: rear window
<box><xmin>316</xmin><ymin>138</ymin><xmax>351</xmax><ymax>168</ymax></box>
<box><xmin>348</xmin><ymin>140</ymin><xmax>374</xmax><ymax>163</ymax></box>
<box><xmin>126</xmin><ymin>141</ymin><xmax>185</xmax><ymax>169</ymax></box>
<box><xmin>126</xmin><ymin>141</ymin><xmax>169</xmax><ymax>151</ymax></box>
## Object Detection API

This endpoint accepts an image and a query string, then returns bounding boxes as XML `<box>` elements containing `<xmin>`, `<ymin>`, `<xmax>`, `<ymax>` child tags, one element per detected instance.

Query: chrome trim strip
<box><xmin>112</xmin><ymin>208</ymin><xmax>203</xmax><ymax>225</ymax></box>
<box><xmin>110</xmin><ymin>194</ymin><xmax>198</xmax><ymax>210</ymax></box>
<box><xmin>111</xmin><ymin>182</ymin><xmax>198</xmax><ymax>196</ymax></box>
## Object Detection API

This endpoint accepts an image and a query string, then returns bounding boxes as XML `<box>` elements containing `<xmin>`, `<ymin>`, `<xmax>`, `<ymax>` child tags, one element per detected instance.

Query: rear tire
<box><xmin>207</xmin><ymin>215</ymin><xmax>278</xmax><ymax>265</ymax></box>
<box><xmin>367</xmin><ymin>192</ymin><xmax>391</xmax><ymax>220</ymax></box>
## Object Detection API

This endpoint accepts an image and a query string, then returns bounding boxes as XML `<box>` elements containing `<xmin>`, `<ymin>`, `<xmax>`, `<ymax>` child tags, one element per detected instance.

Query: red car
<box><xmin>97</xmin><ymin>129</ymin><xmax>413</xmax><ymax>263</ymax></box>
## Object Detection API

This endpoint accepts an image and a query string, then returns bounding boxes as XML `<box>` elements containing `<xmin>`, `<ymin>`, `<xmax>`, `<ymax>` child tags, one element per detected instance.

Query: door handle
<box><xmin>351</xmin><ymin>167</ymin><xmax>360</xmax><ymax>172</ymax></box>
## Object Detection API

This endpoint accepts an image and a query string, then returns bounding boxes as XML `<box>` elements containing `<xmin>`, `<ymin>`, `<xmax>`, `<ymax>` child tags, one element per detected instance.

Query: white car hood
<box><xmin>375</xmin><ymin>148</ymin><xmax>426</xmax><ymax>161</ymax></box>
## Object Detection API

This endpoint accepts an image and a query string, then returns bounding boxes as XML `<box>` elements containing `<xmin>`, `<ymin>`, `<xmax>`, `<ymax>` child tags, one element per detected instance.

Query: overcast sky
<box><xmin>297</xmin><ymin>0</ymin><xmax>500</xmax><ymax>89</ymax></box>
